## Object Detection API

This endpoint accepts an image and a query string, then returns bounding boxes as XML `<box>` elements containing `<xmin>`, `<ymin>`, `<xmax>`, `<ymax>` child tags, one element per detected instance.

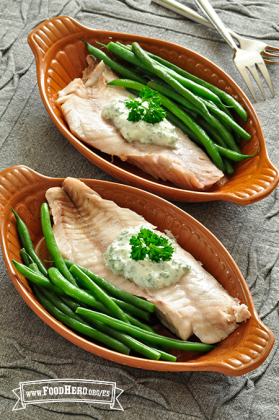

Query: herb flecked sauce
<box><xmin>102</xmin><ymin>99</ymin><xmax>178</xmax><ymax>148</ymax></box>
<box><xmin>103</xmin><ymin>225</ymin><xmax>190</xmax><ymax>289</ymax></box>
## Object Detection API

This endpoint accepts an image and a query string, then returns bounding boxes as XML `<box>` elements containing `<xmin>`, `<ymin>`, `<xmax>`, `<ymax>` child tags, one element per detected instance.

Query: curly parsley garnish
<box><xmin>126</xmin><ymin>87</ymin><xmax>166</xmax><ymax>124</ymax></box>
<box><xmin>130</xmin><ymin>228</ymin><xmax>174</xmax><ymax>263</ymax></box>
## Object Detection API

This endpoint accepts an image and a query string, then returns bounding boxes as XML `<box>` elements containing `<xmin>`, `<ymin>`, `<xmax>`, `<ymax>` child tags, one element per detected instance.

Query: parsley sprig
<box><xmin>126</xmin><ymin>87</ymin><xmax>166</xmax><ymax>124</ymax></box>
<box><xmin>130</xmin><ymin>228</ymin><xmax>174</xmax><ymax>263</ymax></box>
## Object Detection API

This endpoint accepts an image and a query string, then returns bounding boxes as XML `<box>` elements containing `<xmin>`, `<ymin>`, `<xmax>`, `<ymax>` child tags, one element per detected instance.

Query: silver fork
<box><xmin>229</xmin><ymin>31</ymin><xmax>279</xmax><ymax>64</ymax></box>
<box><xmin>152</xmin><ymin>0</ymin><xmax>279</xmax><ymax>63</ymax></box>
<box><xmin>153</xmin><ymin>0</ymin><xmax>277</xmax><ymax>101</ymax></box>
<box><xmin>195</xmin><ymin>0</ymin><xmax>274</xmax><ymax>101</ymax></box>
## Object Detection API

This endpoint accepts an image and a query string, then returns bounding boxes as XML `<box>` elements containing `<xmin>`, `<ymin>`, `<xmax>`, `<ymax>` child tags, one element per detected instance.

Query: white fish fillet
<box><xmin>46</xmin><ymin>178</ymin><xmax>250</xmax><ymax>344</ymax></box>
<box><xmin>57</xmin><ymin>56</ymin><xmax>224</xmax><ymax>191</ymax></box>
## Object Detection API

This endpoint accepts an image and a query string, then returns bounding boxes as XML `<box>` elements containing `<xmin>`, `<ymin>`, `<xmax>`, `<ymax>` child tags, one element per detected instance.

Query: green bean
<box><xmin>60</xmin><ymin>292</ymin><xmax>155</xmax><ymax>333</ymax></box>
<box><xmin>118</xmin><ymin>42</ymin><xmax>235</xmax><ymax>114</ymax></box>
<box><xmin>11</xmin><ymin>208</ymin><xmax>48</xmax><ymax>277</ymax></box>
<box><xmin>48</xmin><ymin>267</ymin><xmax>154</xmax><ymax>331</ymax></box>
<box><xmin>72</xmin><ymin>271</ymin><xmax>150</xmax><ymax>320</ymax></box>
<box><xmin>33</xmin><ymin>286</ymin><xmax>130</xmax><ymax>355</ymax></box>
<box><xmin>59</xmin><ymin>295</ymin><xmax>160</xmax><ymax>346</ymax></box>
<box><xmin>59</xmin><ymin>294</ymin><xmax>85</xmax><ymax>309</ymax></box>
<box><xmin>107</xmin><ymin>42</ymin><xmax>212</xmax><ymax>116</ymax></box>
<box><xmin>165</xmin><ymin>111</ymin><xmax>234</xmax><ymax>173</ymax></box>
<box><xmin>38</xmin><ymin>286</ymin><xmax>88</xmax><ymax>323</ymax></box>
<box><xmin>157</xmin><ymin>350</ymin><xmax>177</xmax><ymax>361</ymax></box>
<box><xmin>107</xmin><ymin>79</ymin><xmax>225</xmax><ymax>172</ymax></box>
<box><xmin>48</xmin><ymin>267</ymin><xmax>113</xmax><ymax>313</ymax></box>
<box><xmin>64</xmin><ymin>260</ymin><xmax>155</xmax><ymax>313</ymax></box>
<box><xmin>131</xmin><ymin>42</ymin><xmax>213</xmax><ymax>118</ymax></box>
<box><xmin>76</xmin><ymin>308</ymin><xmax>216</xmax><ymax>352</ymax></box>
<box><xmin>135</xmin><ymin>65</ymin><xmax>156</xmax><ymax>79</ymax></box>
<box><xmin>69</xmin><ymin>271</ymin><xmax>150</xmax><ymax>320</ymax></box>
<box><xmin>40</xmin><ymin>203</ymin><xmax>78</xmax><ymax>287</ymax></box>
<box><xmin>223</xmin><ymin>159</ymin><xmax>234</xmax><ymax>175</ymax></box>
<box><xmin>201</xmin><ymin>99</ymin><xmax>250</xmax><ymax>141</ymax></box>
<box><xmin>58</xmin><ymin>293</ymin><xmax>168</xmax><ymax>360</ymax></box>
<box><xmin>179</xmin><ymin>107</ymin><xmax>198</xmax><ymax>120</ymax></box>
<box><xmin>70</xmin><ymin>265</ymin><xmax>130</xmax><ymax>323</ymax></box>
<box><xmin>147</xmin><ymin>81</ymin><xmax>241</xmax><ymax>153</ymax></box>
<box><xmin>142</xmin><ymin>47</ymin><xmax>248</xmax><ymax>121</ymax></box>
<box><xmin>127</xmin><ymin>87</ymin><xmax>144</xmax><ymax>97</ymax></box>
<box><xmin>233</xmin><ymin>131</ymin><xmax>243</xmax><ymax>144</ymax></box>
<box><xmin>12</xmin><ymin>260</ymin><xmax>64</xmax><ymax>294</ymax></box>
<box><xmin>164</xmin><ymin>109</ymin><xmax>199</xmax><ymax>142</ymax></box>
<box><xmin>196</xmin><ymin>118</ymin><xmax>257</xmax><ymax>161</ymax></box>
<box><xmin>159</xmin><ymin>97</ymin><xmax>226</xmax><ymax>171</ymax></box>
<box><xmin>167</xmin><ymin>112</ymin><xmax>250</xmax><ymax>174</ymax></box>
<box><xmin>44</xmin><ymin>283</ymin><xmax>166</xmax><ymax>359</ymax></box>
<box><xmin>125</xmin><ymin>86</ymin><xmax>244</xmax><ymax>171</ymax></box>
<box><xmin>194</xmin><ymin>116</ymin><xmax>228</xmax><ymax>149</ymax></box>
<box><xmin>29</xmin><ymin>262</ymin><xmax>43</xmax><ymax>275</ymax></box>
<box><xmin>59</xmin><ymin>294</ymin><xmax>86</xmax><ymax>310</ymax></box>
<box><xmin>210</xmin><ymin>144</ymin><xmax>257</xmax><ymax>161</ymax></box>
<box><xmin>148</xmin><ymin>78</ymin><xmax>249</xmax><ymax>142</ymax></box>
<box><xmin>124</xmin><ymin>312</ymin><xmax>155</xmax><ymax>332</ymax></box>
<box><xmin>111</xmin><ymin>298</ymin><xmax>150</xmax><ymax>321</ymax></box>
<box><xmin>113</xmin><ymin>41</ymin><xmax>247</xmax><ymax>120</ymax></box>
<box><xmin>39</xmin><ymin>287</ymin><xmax>141</xmax><ymax>357</ymax></box>
<box><xmin>20</xmin><ymin>248</ymin><xmax>33</xmax><ymax>266</ymax></box>
<box><xmin>147</xmin><ymin>347</ymin><xmax>176</xmax><ymax>361</ymax></box>
<box><xmin>82</xmin><ymin>40</ymin><xmax>147</xmax><ymax>84</ymax></box>
<box><xmin>107</xmin><ymin>42</ymin><xmax>223</xmax><ymax>107</ymax></box>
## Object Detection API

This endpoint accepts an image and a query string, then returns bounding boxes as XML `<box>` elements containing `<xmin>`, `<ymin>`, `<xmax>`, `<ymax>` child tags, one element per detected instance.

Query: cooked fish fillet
<box><xmin>46</xmin><ymin>178</ymin><xmax>250</xmax><ymax>344</ymax></box>
<box><xmin>57</xmin><ymin>56</ymin><xmax>224</xmax><ymax>191</ymax></box>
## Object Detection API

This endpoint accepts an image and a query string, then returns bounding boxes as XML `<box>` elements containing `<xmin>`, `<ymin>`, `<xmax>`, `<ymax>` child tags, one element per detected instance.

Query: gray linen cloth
<box><xmin>1</xmin><ymin>0</ymin><xmax>279</xmax><ymax>418</ymax></box>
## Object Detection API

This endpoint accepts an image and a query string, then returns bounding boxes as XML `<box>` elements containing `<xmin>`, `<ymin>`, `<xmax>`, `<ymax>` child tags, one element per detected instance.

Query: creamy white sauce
<box><xmin>102</xmin><ymin>98</ymin><xmax>178</xmax><ymax>148</ymax></box>
<box><xmin>103</xmin><ymin>225</ymin><xmax>190</xmax><ymax>289</ymax></box>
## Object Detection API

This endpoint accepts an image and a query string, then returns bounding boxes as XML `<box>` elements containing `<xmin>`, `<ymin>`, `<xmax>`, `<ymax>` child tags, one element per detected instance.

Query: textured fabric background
<box><xmin>1</xmin><ymin>1</ymin><xmax>279</xmax><ymax>419</ymax></box>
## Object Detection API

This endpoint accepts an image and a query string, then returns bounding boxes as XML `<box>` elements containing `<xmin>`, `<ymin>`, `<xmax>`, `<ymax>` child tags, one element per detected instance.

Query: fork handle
<box><xmin>194</xmin><ymin>0</ymin><xmax>238</xmax><ymax>50</ymax></box>
<box><xmin>153</xmin><ymin>0</ymin><xmax>215</xmax><ymax>29</ymax></box>
<box><xmin>153</xmin><ymin>0</ymin><xmax>241</xmax><ymax>42</ymax></box>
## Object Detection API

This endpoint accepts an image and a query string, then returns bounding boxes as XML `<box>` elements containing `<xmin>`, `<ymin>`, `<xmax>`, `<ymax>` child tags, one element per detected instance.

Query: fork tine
<box><xmin>246</xmin><ymin>64</ymin><xmax>266</xmax><ymax>100</ymax></box>
<box><xmin>263</xmin><ymin>51</ymin><xmax>279</xmax><ymax>58</ymax></box>
<box><xmin>264</xmin><ymin>59</ymin><xmax>279</xmax><ymax>65</ymax></box>
<box><xmin>256</xmin><ymin>61</ymin><xmax>275</xmax><ymax>97</ymax></box>
<box><xmin>236</xmin><ymin>65</ymin><xmax>258</xmax><ymax>102</ymax></box>
<box><xmin>266</xmin><ymin>45</ymin><xmax>279</xmax><ymax>52</ymax></box>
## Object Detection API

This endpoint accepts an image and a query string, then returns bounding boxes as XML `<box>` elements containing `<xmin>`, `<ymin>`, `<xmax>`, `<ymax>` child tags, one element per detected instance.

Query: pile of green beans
<box><xmin>83</xmin><ymin>39</ymin><xmax>257</xmax><ymax>175</ymax></box>
<box><xmin>11</xmin><ymin>206</ymin><xmax>216</xmax><ymax>361</ymax></box>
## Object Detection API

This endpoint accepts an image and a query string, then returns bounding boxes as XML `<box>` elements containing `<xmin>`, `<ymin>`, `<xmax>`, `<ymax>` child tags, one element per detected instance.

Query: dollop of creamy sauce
<box><xmin>102</xmin><ymin>99</ymin><xmax>178</xmax><ymax>148</ymax></box>
<box><xmin>103</xmin><ymin>225</ymin><xmax>190</xmax><ymax>289</ymax></box>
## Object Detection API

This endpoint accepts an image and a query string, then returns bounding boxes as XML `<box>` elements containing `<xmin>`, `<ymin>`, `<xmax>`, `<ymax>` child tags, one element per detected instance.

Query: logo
<box><xmin>12</xmin><ymin>379</ymin><xmax>124</xmax><ymax>411</ymax></box>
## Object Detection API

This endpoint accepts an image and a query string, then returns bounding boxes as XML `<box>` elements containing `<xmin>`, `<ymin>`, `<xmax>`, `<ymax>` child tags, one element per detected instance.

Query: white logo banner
<box><xmin>12</xmin><ymin>379</ymin><xmax>124</xmax><ymax>411</ymax></box>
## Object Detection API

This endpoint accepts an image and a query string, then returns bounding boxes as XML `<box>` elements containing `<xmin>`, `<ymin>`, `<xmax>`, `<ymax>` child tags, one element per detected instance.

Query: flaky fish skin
<box><xmin>46</xmin><ymin>178</ymin><xmax>250</xmax><ymax>344</ymax></box>
<box><xmin>57</xmin><ymin>56</ymin><xmax>224</xmax><ymax>191</ymax></box>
